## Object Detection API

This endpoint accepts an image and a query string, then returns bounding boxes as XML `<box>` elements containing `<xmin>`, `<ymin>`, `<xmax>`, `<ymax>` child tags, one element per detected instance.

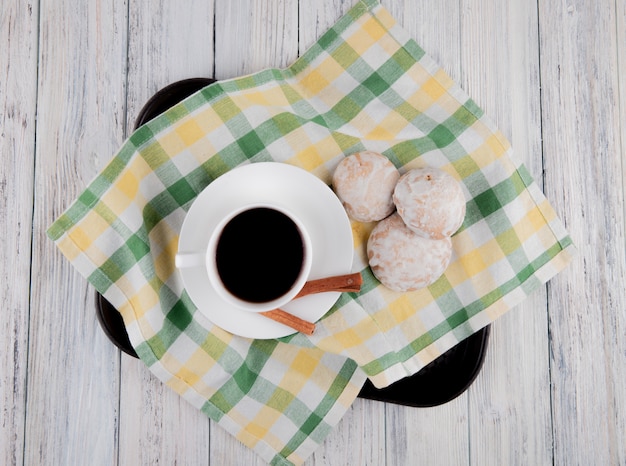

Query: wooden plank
<box><xmin>309</xmin><ymin>399</ymin><xmax>386</xmax><ymax>465</ymax></box>
<box><xmin>459</xmin><ymin>0</ymin><xmax>554</xmax><ymax>464</ymax></box>
<box><xmin>538</xmin><ymin>0</ymin><xmax>626</xmax><ymax>464</ymax></box>
<box><xmin>386</xmin><ymin>397</ymin><xmax>469</xmax><ymax>466</ymax></box>
<box><xmin>125</xmin><ymin>0</ymin><xmax>217</xmax><ymax>123</ymax></box>
<box><xmin>214</xmin><ymin>0</ymin><xmax>299</xmax><ymax>80</ymax></box>
<box><xmin>24</xmin><ymin>0</ymin><xmax>128</xmax><ymax>464</ymax></box>
<box><xmin>118</xmin><ymin>1</ymin><xmax>215</xmax><ymax>465</ymax></box>
<box><xmin>0</xmin><ymin>1</ymin><xmax>38</xmax><ymax>465</ymax></box>
<box><xmin>616</xmin><ymin>2</ymin><xmax>626</xmax><ymax>461</ymax></box>
<box><xmin>620</xmin><ymin>0</ymin><xmax>626</xmax><ymax>233</ymax></box>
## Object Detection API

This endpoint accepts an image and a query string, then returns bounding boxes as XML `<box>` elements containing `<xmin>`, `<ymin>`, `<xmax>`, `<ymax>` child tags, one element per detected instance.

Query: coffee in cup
<box><xmin>176</xmin><ymin>202</ymin><xmax>312</xmax><ymax>313</ymax></box>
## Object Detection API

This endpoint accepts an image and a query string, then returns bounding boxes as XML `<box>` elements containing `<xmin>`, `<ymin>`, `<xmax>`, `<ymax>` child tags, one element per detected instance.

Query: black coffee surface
<box><xmin>215</xmin><ymin>208</ymin><xmax>305</xmax><ymax>303</ymax></box>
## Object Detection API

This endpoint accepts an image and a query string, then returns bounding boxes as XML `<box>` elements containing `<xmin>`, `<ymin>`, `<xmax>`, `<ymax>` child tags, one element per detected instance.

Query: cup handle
<box><xmin>175</xmin><ymin>251</ymin><xmax>206</xmax><ymax>268</ymax></box>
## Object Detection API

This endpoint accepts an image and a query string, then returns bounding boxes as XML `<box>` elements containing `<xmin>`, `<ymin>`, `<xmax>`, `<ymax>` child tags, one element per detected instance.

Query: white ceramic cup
<box><xmin>175</xmin><ymin>202</ymin><xmax>313</xmax><ymax>313</ymax></box>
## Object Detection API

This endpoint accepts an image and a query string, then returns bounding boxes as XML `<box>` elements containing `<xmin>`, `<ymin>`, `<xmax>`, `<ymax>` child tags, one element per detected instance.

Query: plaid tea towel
<box><xmin>48</xmin><ymin>0</ymin><xmax>575</xmax><ymax>464</ymax></box>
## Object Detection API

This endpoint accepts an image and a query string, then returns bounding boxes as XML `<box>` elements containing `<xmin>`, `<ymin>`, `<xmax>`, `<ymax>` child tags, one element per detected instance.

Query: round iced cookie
<box><xmin>332</xmin><ymin>151</ymin><xmax>400</xmax><ymax>222</ymax></box>
<box><xmin>393</xmin><ymin>167</ymin><xmax>466</xmax><ymax>239</ymax></box>
<box><xmin>367</xmin><ymin>213</ymin><xmax>452</xmax><ymax>292</ymax></box>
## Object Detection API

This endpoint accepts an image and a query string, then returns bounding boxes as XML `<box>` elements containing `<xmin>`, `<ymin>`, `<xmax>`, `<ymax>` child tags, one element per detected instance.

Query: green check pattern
<box><xmin>48</xmin><ymin>1</ymin><xmax>575</xmax><ymax>464</ymax></box>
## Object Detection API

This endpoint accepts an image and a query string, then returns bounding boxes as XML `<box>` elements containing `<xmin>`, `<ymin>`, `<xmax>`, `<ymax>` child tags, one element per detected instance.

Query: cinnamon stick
<box><xmin>294</xmin><ymin>272</ymin><xmax>363</xmax><ymax>299</ymax></box>
<box><xmin>260</xmin><ymin>309</ymin><xmax>316</xmax><ymax>335</ymax></box>
<box><xmin>261</xmin><ymin>272</ymin><xmax>363</xmax><ymax>335</ymax></box>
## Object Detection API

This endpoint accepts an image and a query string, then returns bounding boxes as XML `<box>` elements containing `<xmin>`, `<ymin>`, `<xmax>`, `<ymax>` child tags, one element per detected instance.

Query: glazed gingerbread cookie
<box><xmin>332</xmin><ymin>151</ymin><xmax>400</xmax><ymax>222</ymax></box>
<box><xmin>367</xmin><ymin>213</ymin><xmax>452</xmax><ymax>292</ymax></box>
<box><xmin>393</xmin><ymin>167</ymin><xmax>466</xmax><ymax>240</ymax></box>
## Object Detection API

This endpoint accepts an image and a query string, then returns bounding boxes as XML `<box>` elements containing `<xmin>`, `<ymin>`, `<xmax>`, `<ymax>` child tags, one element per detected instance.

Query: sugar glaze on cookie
<box><xmin>393</xmin><ymin>167</ymin><xmax>466</xmax><ymax>239</ymax></box>
<box><xmin>332</xmin><ymin>151</ymin><xmax>400</xmax><ymax>222</ymax></box>
<box><xmin>367</xmin><ymin>213</ymin><xmax>452</xmax><ymax>291</ymax></box>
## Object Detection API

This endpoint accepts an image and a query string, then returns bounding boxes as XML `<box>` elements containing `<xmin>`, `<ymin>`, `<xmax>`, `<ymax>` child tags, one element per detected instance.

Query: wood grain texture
<box><xmin>0</xmin><ymin>2</ymin><xmax>38</xmax><ymax>465</ymax></box>
<box><xmin>215</xmin><ymin>0</ymin><xmax>298</xmax><ymax>79</ymax></box>
<box><xmin>310</xmin><ymin>399</ymin><xmax>386</xmax><ymax>465</ymax></box>
<box><xmin>126</xmin><ymin>0</ymin><xmax>216</xmax><ymax>125</ymax></box>
<box><xmin>620</xmin><ymin>0</ymin><xmax>626</xmax><ymax>230</ymax></box>
<box><xmin>386</xmin><ymin>397</ymin><xmax>469</xmax><ymax>466</ymax></box>
<box><xmin>539</xmin><ymin>0</ymin><xmax>626</xmax><ymax>465</ymax></box>
<box><xmin>24</xmin><ymin>0</ymin><xmax>127</xmax><ymax>464</ymax></box>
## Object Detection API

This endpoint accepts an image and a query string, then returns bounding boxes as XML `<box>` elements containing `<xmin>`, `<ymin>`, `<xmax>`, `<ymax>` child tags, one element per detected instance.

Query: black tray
<box><xmin>95</xmin><ymin>77</ymin><xmax>491</xmax><ymax>407</ymax></box>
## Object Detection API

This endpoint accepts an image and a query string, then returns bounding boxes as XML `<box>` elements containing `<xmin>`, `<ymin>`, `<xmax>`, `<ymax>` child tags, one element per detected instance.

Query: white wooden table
<box><xmin>2</xmin><ymin>0</ymin><xmax>625</xmax><ymax>464</ymax></box>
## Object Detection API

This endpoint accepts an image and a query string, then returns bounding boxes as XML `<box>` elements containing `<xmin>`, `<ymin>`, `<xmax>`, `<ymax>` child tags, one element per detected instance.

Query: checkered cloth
<box><xmin>48</xmin><ymin>0</ymin><xmax>575</xmax><ymax>464</ymax></box>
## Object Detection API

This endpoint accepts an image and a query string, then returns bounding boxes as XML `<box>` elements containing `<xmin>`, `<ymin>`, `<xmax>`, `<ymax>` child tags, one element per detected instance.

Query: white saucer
<box><xmin>177</xmin><ymin>162</ymin><xmax>354</xmax><ymax>339</ymax></box>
